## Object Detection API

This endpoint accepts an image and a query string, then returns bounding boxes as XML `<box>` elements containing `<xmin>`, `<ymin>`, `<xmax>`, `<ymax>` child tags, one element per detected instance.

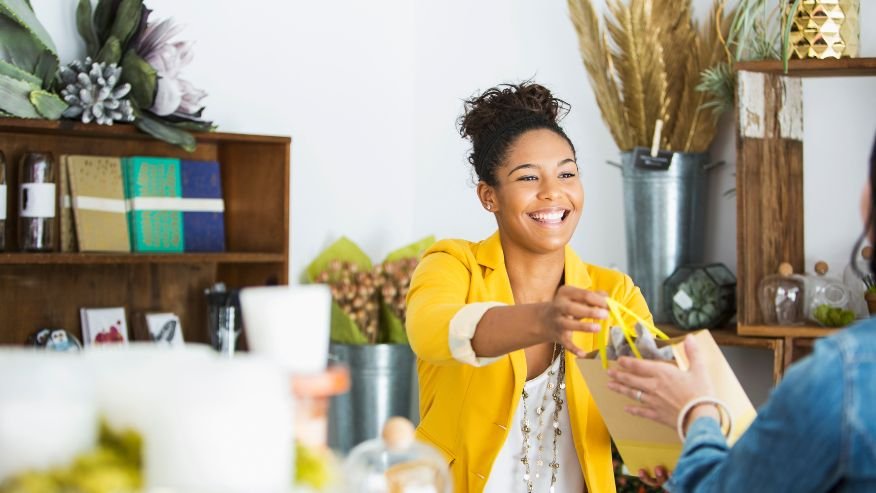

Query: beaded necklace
<box><xmin>520</xmin><ymin>343</ymin><xmax>566</xmax><ymax>493</ymax></box>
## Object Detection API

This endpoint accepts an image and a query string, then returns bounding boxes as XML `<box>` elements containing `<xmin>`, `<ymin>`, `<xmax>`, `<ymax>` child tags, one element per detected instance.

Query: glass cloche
<box><xmin>344</xmin><ymin>417</ymin><xmax>451</xmax><ymax>493</ymax></box>
<box><xmin>663</xmin><ymin>263</ymin><xmax>736</xmax><ymax>330</ymax></box>
<box><xmin>804</xmin><ymin>261</ymin><xmax>854</xmax><ymax>327</ymax></box>
<box><xmin>758</xmin><ymin>262</ymin><xmax>806</xmax><ymax>325</ymax></box>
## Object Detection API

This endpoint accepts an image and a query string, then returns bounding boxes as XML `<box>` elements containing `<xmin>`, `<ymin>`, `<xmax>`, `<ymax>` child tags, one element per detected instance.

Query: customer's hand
<box><xmin>539</xmin><ymin>286</ymin><xmax>608</xmax><ymax>357</ymax></box>
<box><xmin>638</xmin><ymin>466</ymin><xmax>670</xmax><ymax>488</ymax></box>
<box><xmin>606</xmin><ymin>335</ymin><xmax>715</xmax><ymax>430</ymax></box>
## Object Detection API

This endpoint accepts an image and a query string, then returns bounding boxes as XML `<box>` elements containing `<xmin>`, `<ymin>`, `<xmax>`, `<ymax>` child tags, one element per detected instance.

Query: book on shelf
<box><xmin>180</xmin><ymin>160</ymin><xmax>226</xmax><ymax>252</ymax></box>
<box><xmin>123</xmin><ymin>156</ymin><xmax>184</xmax><ymax>253</ymax></box>
<box><xmin>66</xmin><ymin>155</ymin><xmax>130</xmax><ymax>252</ymax></box>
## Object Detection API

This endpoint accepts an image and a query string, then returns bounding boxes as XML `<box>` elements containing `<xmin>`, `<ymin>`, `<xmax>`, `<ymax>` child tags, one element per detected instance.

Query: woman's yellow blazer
<box><xmin>406</xmin><ymin>231</ymin><xmax>653</xmax><ymax>493</ymax></box>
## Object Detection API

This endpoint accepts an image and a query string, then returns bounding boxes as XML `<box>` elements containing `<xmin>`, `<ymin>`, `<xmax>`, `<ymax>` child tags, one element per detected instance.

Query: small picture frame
<box><xmin>145</xmin><ymin>312</ymin><xmax>185</xmax><ymax>346</ymax></box>
<box><xmin>80</xmin><ymin>307</ymin><xmax>129</xmax><ymax>347</ymax></box>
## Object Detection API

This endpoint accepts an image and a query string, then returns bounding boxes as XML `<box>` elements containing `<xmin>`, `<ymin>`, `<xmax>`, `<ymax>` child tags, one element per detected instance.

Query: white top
<box><xmin>483</xmin><ymin>356</ymin><xmax>584</xmax><ymax>493</ymax></box>
<box><xmin>448</xmin><ymin>303</ymin><xmax>585</xmax><ymax>492</ymax></box>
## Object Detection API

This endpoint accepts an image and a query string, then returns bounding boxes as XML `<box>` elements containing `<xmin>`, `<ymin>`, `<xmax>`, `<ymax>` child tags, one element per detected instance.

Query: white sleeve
<box><xmin>448</xmin><ymin>302</ymin><xmax>507</xmax><ymax>367</ymax></box>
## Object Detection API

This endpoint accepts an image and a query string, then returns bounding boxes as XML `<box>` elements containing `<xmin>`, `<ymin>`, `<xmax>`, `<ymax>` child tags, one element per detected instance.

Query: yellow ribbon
<box><xmin>596</xmin><ymin>298</ymin><xmax>669</xmax><ymax>369</ymax></box>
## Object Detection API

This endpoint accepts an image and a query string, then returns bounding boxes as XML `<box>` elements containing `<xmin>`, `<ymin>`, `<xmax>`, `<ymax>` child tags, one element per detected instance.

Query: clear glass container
<box><xmin>0</xmin><ymin>150</ymin><xmax>6</xmax><ymax>251</ymax></box>
<box><xmin>758</xmin><ymin>262</ymin><xmax>806</xmax><ymax>325</ymax></box>
<box><xmin>664</xmin><ymin>263</ymin><xmax>736</xmax><ymax>330</ymax></box>
<box><xmin>843</xmin><ymin>246</ymin><xmax>873</xmax><ymax>318</ymax></box>
<box><xmin>18</xmin><ymin>152</ymin><xmax>56</xmax><ymax>251</ymax></box>
<box><xmin>804</xmin><ymin>261</ymin><xmax>855</xmax><ymax>327</ymax></box>
<box><xmin>344</xmin><ymin>417</ymin><xmax>451</xmax><ymax>493</ymax></box>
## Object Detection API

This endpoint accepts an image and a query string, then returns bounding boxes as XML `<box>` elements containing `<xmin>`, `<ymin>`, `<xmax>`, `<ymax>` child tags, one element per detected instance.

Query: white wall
<box><xmin>34</xmin><ymin>0</ymin><xmax>876</xmax><ymax>403</ymax></box>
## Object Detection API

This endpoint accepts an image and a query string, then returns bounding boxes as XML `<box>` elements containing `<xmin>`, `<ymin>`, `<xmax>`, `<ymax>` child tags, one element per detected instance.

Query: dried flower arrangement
<box><xmin>567</xmin><ymin>0</ymin><xmax>733</xmax><ymax>152</ymax></box>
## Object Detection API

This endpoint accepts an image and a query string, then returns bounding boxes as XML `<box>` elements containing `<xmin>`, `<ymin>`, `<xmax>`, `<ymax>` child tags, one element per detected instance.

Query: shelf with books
<box><xmin>0</xmin><ymin>119</ymin><xmax>290</xmax><ymax>347</ymax></box>
<box><xmin>0</xmin><ymin>252</ymin><xmax>286</xmax><ymax>265</ymax></box>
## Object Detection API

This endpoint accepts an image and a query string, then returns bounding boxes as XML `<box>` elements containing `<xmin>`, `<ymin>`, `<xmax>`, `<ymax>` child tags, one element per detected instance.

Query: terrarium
<box><xmin>804</xmin><ymin>261</ymin><xmax>855</xmax><ymax>328</ymax></box>
<box><xmin>663</xmin><ymin>263</ymin><xmax>736</xmax><ymax>330</ymax></box>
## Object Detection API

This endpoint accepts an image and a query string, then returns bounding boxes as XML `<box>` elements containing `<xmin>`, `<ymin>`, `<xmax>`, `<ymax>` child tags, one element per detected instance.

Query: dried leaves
<box><xmin>568</xmin><ymin>0</ymin><xmax>732</xmax><ymax>152</ymax></box>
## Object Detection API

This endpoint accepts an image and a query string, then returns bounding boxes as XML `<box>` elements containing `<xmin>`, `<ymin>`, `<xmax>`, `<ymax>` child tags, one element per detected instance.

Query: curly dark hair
<box><xmin>458</xmin><ymin>82</ymin><xmax>575</xmax><ymax>186</ymax></box>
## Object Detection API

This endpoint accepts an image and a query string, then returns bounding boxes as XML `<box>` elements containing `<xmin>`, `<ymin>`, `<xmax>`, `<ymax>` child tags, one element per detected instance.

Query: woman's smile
<box><xmin>527</xmin><ymin>206</ymin><xmax>571</xmax><ymax>227</ymax></box>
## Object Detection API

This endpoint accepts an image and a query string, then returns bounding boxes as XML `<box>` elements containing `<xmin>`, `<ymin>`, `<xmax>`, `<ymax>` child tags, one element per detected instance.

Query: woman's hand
<box><xmin>538</xmin><ymin>286</ymin><xmax>608</xmax><ymax>357</ymax></box>
<box><xmin>606</xmin><ymin>335</ymin><xmax>715</xmax><ymax>430</ymax></box>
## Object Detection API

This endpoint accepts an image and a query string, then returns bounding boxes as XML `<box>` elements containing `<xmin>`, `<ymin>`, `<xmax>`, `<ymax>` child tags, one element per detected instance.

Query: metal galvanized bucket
<box><xmin>327</xmin><ymin>343</ymin><xmax>416</xmax><ymax>454</ymax></box>
<box><xmin>619</xmin><ymin>151</ymin><xmax>715</xmax><ymax>323</ymax></box>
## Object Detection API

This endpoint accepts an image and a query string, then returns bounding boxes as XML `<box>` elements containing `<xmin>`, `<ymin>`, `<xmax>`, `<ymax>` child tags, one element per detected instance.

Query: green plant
<box><xmin>813</xmin><ymin>304</ymin><xmax>855</xmax><ymax>327</ymax></box>
<box><xmin>0</xmin><ymin>0</ymin><xmax>67</xmax><ymax>118</ymax></box>
<box><xmin>75</xmin><ymin>0</ymin><xmax>213</xmax><ymax>151</ymax></box>
<box><xmin>695</xmin><ymin>0</ymin><xmax>811</xmax><ymax>121</ymax></box>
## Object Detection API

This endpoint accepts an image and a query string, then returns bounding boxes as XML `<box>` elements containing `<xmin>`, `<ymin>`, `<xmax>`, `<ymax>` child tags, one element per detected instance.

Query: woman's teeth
<box><xmin>529</xmin><ymin>211</ymin><xmax>565</xmax><ymax>223</ymax></box>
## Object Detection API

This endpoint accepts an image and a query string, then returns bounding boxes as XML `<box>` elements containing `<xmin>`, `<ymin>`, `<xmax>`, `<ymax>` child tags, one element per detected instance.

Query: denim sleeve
<box><xmin>667</xmin><ymin>343</ymin><xmax>844</xmax><ymax>493</ymax></box>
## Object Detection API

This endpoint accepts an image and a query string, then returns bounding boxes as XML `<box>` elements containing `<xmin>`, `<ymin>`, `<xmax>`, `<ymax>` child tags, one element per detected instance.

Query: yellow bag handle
<box><xmin>597</xmin><ymin>298</ymin><xmax>669</xmax><ymax>369</ymax></box>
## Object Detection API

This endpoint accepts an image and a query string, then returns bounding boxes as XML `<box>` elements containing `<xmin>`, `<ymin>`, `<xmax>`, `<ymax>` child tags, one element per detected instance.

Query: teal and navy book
<box><xmin>122</xmin><ymin>156</ymin><xmax>184</xmax><ymax>252</ymax></box>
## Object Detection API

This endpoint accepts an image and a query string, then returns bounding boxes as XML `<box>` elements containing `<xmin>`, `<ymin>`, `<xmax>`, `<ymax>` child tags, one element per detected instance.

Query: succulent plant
<box><xmin>60</xmin><ymin>57</ymin><xmax>134</xmax><ymax>125</ymax></box>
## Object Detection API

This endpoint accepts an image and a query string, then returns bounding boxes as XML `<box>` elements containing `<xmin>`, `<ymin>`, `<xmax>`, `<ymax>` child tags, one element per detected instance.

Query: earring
<box><xmin>486</xmin><ymin>203</ymin><xmax>492</xmax><ymax>211</ymax></box>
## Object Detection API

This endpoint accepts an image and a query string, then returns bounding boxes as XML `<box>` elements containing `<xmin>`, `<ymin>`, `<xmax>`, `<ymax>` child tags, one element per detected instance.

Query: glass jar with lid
<box><xmin>344</xmin><ymin>417</ymin><xmax>451</xmax><ymax>493</ymax></box>
<box><xmin>804</xmin><ymin>261</ymin><xmax>854</xmax><ymax>327</ymax></box>
<box><xmin>758</xmin><ymin>262</ymin><xmax>806</xmax><ymax>326</ymax></box>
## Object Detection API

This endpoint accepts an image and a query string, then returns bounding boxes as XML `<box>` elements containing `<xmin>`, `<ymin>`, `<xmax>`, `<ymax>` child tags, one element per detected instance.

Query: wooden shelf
<box><xmin>737</xmin><ymin>324</ymin><xmax>842</xmax><ymax>338</ymax></box>
<box><xmin>660</xmin><ymin>325</ymin><xmax>782</xmax><ymax>350</ymax></box>
<box><xmin>0</xmin><ymin>119</ymin><xmax>291</xmax><ymax>346</ymax></box>
<box><xmin>0</xmin><ymin>252</ymin><xmax>286</xmax><ymax>265</ymax></box>
<box><xmin>735</xmin><ymin>57</ymin><xmax>876</xmax><ymax>77</ymax></box>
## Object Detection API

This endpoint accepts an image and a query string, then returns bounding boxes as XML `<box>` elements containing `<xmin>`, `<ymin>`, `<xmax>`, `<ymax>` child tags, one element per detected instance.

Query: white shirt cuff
<box><xmin>449</xmin><ymin>302</ymin><xmax>507</xmax><ymax>367</ymax></box>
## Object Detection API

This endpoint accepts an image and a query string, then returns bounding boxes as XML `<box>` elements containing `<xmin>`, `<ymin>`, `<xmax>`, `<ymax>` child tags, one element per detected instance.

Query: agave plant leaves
<box><xmin>0</xmin><ymin>58</ymin><xmax>39</xmax><ymax>85</ymax></box>
<box><xmin>33</xmin><ymin>49</ymin><xmax>56</xmax><ymax>88</ymax></box>
<box><xmin>0</xmin><ymin>13</ymin><xmax>44</xmax><ymax>72</ymax></box>
<box><xmin>0</xmin><ymin>0</ymin><xmax>58</xmax><ymax>59</ymax></box>
<box><xmin>0</xmin><ymin>72</ymin><xmax>41</xmax><ymax>118</ymax></box>
<box><xmin>76</xmin><ymin>0</ymin><xmax>100</xmax><ymax>57</ymax></box>
<box><xmin>121</xmin><ymin>50</ymin><xmax>156</xmax><ymax>108</ymax></box>
<box><xmin>96</xmin><ymin>35</ymin><xmax>122</xmax><ymax>65</ymax></box>
<box><xmin>29</xmin><ymin>89</ymin><xmax>66</xmax><ymax>119</ymax></box>
<box><xmin>133</xmin><ymin>108</ymin><xmax>196</xmax><ymax>152</ymax></box>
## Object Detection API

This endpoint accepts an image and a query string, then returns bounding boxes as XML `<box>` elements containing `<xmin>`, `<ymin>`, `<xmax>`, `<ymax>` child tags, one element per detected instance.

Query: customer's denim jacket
<box><xmin>667</xmin><ymin>318</ymin><xmax>876</xmax><ymax>492</ymax></box>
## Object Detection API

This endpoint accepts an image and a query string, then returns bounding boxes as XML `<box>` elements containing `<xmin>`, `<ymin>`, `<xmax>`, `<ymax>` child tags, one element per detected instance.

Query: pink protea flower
<box><xmin>134</xmin><ymin>18</ymin><xmax>207</xmax><ymax>117</ymax></box>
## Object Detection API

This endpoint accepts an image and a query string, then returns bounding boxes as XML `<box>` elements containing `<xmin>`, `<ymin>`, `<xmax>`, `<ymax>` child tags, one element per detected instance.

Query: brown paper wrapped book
<box><xmin>576</xmin><ymin>300</ymin><xmax>757</xmax><ymax>477</ymax></box>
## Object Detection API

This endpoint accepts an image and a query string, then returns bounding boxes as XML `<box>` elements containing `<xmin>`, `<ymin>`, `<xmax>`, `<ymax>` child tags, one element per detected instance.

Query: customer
<box><xmin>406</xmin><ymin>82</ymin><xmax>656</xmax><ymax>493</ymax></box>
<box><xmin>607</xmin><ymin>135</ymin><xmax>876</xmax><ymax>491</ymax></box>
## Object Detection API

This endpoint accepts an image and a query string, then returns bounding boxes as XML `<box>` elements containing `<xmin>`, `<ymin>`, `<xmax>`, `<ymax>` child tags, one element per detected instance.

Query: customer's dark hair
<box><xmin>852</xmin><ymin>133</ymin><xmax>876</xmax><ymax>276</ymax></box>
<box><xmin>458</xmin><ymin>82</ymin><xmax>575</xmax><ymax>186</ymax></box>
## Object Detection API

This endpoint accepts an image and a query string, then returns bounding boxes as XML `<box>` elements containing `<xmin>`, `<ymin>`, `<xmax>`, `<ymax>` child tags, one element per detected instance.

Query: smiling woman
<box><xmin>404</xmin><ymin>82</ymin><xmax>657</xmax><ymax>493</ymax></box>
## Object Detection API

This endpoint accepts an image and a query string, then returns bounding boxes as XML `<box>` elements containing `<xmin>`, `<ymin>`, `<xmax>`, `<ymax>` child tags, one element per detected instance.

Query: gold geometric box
<box><xmin>788</xmin><ymin>0</ymin><xmax>860</xmax><ymax>59</ymax></box>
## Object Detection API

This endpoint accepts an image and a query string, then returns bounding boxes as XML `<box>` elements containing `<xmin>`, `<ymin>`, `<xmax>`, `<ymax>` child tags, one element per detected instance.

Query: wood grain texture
<box><xmin>0</xmin><ymin>120</ymin><xmax>290</xmax><ymax>347</ymax></box>
<box><xmin>737</xmin><ymin>324</ymin><xmax>840</xmax><ymax>338</ymax></box>
<box><xmin>734</xmin><ymin>57</ymin><xmax>876</xmax><ymax>77</ymax></box>
<box><xmin>736</xmin><ymin>71</ymin><xmax>805</xmax><ymax>326</ymax></box>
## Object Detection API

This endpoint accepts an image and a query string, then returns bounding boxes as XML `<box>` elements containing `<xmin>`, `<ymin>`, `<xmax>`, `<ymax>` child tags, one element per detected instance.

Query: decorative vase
<box><xmin>327</xmin><ymin>343</ymin><xmax>416</xmax><ymax>454</ymax></box>
<box><xmin>620</xmin><ymin>151</ymin><xmax>711</xmax><ymax>323</ymax></box>
<box><xmin>788</xmin><ymin>0</ymin><xmax>860</xmax><ymax>59</ymax></box>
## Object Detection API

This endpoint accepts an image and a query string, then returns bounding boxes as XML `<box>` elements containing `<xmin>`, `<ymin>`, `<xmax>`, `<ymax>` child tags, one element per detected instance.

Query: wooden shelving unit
<box><xmin>730</xmin><ymin>57</ymin><xmax>871</xmax><ymax>378</ymax></box>
<box><xmin>0</xmin><ymin>118</ymin><xmax>290</xmax><ymax>346</ymax></box>
<box><xmin>735</xmin><ymin>57</ymin><xmax>876</xmax><ymax>77</ymax></box>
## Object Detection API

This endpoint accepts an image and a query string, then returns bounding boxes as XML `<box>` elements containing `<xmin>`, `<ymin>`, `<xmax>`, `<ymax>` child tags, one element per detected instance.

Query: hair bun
<box><xmin>458</xmin><ymin>82</ymin><xmax>569</xmax><ymax>144</ymax></box>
